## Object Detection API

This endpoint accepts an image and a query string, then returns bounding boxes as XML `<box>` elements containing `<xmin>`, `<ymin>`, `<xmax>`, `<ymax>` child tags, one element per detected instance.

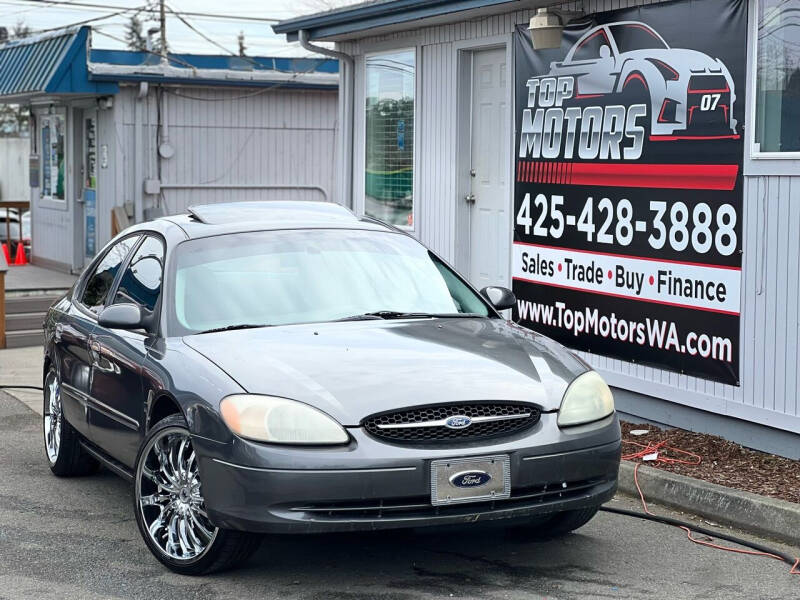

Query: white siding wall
<box><xmin>30</xmin><ymin>83</ymin><xmax>337</xmax><ymax>270</ymax></box>
<box><xmin>104</xmin><ymin>84</ymin><xmax>338</xmax><ymax>233</ymax></box>
<box><xmin>338</xmin><ymin>0</ymin><xmax>800</xmax><ymax>433</ymax></box>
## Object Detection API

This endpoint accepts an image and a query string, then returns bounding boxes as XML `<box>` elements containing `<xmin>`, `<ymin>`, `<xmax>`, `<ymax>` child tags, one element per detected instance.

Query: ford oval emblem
<box><xmin>445</xmin><ymin>415</ymin><xmax>472</xmax><ymax>429</ymax></box>
<box><xmin>450</xmin><ymin>470</ymin><xmax>492</xmax><ymax>488</ymax></box>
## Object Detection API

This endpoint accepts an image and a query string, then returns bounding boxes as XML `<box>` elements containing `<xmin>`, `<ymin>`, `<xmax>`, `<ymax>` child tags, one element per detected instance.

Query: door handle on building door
<box><xmin>464</xmin><ymin>193</ymin><xmax>476</xmax><ymax>204</ymax></box>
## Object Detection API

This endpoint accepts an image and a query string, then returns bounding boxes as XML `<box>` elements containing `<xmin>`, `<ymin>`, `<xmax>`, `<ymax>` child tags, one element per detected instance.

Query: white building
<box><xmin>275</xmin><ymin>0</ymin><xmax>800</xmax><ymax>457</ymax></box>
<box><xmin>0</xmin><ymin>26</ymin><xmax>339</xmax><ymax>273</ymax></box>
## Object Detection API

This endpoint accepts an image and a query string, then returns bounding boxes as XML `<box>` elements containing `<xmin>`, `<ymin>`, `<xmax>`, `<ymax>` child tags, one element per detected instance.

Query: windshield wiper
<box><xmin>335</xmin><ymin>311</ymin><xmax>482</xmax><ymax>322</ymax></box>
<box><xmin>336</xmin><ymin>311</ymin><xmax>433</xmax><ymax>321</ymax></box>
<box><xmin>196</xmin><ymin>323</ymin><xmax>272</xmax><ymax>334</ymax></box>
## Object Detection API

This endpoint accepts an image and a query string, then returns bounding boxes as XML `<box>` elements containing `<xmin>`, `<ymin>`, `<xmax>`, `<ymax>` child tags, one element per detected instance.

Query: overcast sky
<box><xmin>0</xmin><ymin>0</ymin><xmax>361</xmax><ymax>57</ymax></box>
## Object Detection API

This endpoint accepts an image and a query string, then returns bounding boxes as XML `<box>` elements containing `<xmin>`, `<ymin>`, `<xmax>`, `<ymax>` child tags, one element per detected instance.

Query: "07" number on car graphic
<box><xmin>699</xmin><ymin>93</ymin><xmax>721</xmax><ymax>111</ymax></box>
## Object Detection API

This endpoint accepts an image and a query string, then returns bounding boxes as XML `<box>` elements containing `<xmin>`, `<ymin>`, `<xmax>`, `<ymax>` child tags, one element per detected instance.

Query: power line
<box><xmin>28</xmin><ymin>5</ymin><xmax>147</xmax><ymax>35</ymax></box>
<box><xmin>162</xmin><ymin>5</ymin><xmax>332</xmax><ymax>89</ymax></box>
<box><xmin>0</xmin><ymin>0</ymin><xmax>281</xmax><ymax>22</ymax></box>
<box><xmin>1</xmin><ymin>0</ymin><xmax>80</xmax><ymax>19</ymax></box>
<box><xmin>91</xmin><ymin>27</ymin><xmax>197</xmax><ymax>69</ymax></box>
<box><xmin>92</xmin><ymin>26</ymin><xmax>334</xmax><ymax>101</ymax></box>
<box><xmin>166</xmin><ymin>3</ymin><xmax>240</xmax><ymax>59</ymax></box>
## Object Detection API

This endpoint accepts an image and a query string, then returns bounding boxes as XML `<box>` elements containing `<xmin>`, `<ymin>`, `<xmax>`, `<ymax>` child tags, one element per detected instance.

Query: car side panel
<box><xmin>87</xmin><ymin>328</ymin><xmax>149</xmax><ymax>468</ymax></box>
<box><xmin>53</xmin><ymin>302</ymin><xmax>97</xmax><ymax>439</ymax></box>
<box><xmin>140</xmin><ymin>338</ymin><xmax>244</xmax><ymax>441</ymax></box>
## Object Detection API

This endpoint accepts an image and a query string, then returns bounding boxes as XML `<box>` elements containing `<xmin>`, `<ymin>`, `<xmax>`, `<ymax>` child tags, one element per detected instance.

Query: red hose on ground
<box><xmin>623</xmin><ymin>437</ymin><xmax>800</xmax><ymax>576</ymax></box>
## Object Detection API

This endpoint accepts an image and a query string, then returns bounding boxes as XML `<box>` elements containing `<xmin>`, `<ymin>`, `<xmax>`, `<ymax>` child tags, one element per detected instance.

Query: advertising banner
<box><xmin>512</xmin><ymin>0</ymin><xmax>745</xmax><ymax>385</ymax></box>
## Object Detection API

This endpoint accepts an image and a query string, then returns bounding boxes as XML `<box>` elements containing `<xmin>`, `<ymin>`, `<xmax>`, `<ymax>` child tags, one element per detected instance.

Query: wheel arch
<box><xmin>147</xmin><ymin>392</ymin><xmax>186</xmax><ymax>431</ymax></box>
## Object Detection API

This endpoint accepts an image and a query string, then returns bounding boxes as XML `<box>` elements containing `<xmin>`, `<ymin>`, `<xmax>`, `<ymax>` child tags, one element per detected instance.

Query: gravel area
<box><xmin>620</xmin><ymin>421</ymin><xmax>800</xmax><ymax>505</ymax></box>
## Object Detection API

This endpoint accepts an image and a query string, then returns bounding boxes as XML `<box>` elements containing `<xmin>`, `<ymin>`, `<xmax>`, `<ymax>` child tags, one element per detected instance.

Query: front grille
<box><xmin>363</xmin><ymin>402</ymin><xmax>541</xmax><ymax>444</ymax></box>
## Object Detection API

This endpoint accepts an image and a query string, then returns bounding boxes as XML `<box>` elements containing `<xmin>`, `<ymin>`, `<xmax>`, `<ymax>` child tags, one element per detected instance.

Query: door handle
<box><xmin>88</xmin><ymin>336</ymin><xmax>101</xmax><ymax>365</ymax></box>
<box><xmin>464</xmin><ymin>193</ymin><xmax>476</xmax><ymax>204</ymax></box>
<box><xmin>88</xmin><ymin>337</ymin><xmax>118</xmax><ymax>374</ymax></box>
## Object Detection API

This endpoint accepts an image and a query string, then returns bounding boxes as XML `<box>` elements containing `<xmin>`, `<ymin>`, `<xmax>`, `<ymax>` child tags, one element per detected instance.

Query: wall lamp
<box><xmin>528</xmin><ymin>7</ymin><xmax>584</xmax><ymax>50</ymax></box>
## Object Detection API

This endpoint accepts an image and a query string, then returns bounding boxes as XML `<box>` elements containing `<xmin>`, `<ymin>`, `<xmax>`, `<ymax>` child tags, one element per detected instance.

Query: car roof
<box><xmin>152</xmin><ymin>201</ymin><xmax>395</xmax><ymax>240</ymax></box>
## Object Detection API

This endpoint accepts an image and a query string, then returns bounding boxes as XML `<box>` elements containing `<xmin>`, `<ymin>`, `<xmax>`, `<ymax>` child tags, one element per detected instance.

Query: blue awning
<box><xmin>0</xmin><ymin>25</ymin><xmax>338</xmax><ymax>101</ymax></box>
<box><xmin>0</xmin><ymin>27</ymin><xmax>118</xmax><ymax>100</ymax></box>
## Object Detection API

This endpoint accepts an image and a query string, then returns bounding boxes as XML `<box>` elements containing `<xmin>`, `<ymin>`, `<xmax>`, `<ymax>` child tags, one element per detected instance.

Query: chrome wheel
<box><xmin>43</xmin><ymin>372</ymin><xmax>62</xmax><ymax>464</ymax></box>
<box><xmin>136</xmin><ymin>428</ymin><xmax>218</xmax><ymax>561</ymax></box>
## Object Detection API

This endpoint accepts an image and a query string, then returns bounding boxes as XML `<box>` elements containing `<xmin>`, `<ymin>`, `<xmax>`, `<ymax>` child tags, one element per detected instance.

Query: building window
<box><xmin>40</xmin><ymin>113</ymin><xmax>66</xmax><ymax>200</ymax></box>
<box><xmin>365</xmin><ymin>49</ymin><xmax>415</xmax><ymax>228</ymax></box>
<box><xmin>755</xmin><ymin>0</ymin><xmax>800</xmax><ymax>153</ymax></box>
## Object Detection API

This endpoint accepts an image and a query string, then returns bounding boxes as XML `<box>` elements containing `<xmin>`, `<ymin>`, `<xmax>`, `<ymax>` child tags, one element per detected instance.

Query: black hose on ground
<box><xmin>600</xmin><ymin>505</ymin><xmax>799</xmax><ymax>568</ymax></box>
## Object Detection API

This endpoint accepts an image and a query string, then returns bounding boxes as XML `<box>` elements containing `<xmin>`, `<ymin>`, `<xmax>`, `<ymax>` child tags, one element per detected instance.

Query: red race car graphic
<box><xmin>547</xmin><ymin>21</ymin><xmax>738</xmax><ymax>141</ymax></box>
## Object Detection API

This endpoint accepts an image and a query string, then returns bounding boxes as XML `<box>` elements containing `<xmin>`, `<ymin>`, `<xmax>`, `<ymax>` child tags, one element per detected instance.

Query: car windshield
<box><xmin>610</xmin><ymin>24</ymin><xmax>668</xmax><ymax>52</ymax></box>
<box><xmin>170</xmin><ymin>228</ymin><xmax>490</xmax><ymax>334</ymax></box>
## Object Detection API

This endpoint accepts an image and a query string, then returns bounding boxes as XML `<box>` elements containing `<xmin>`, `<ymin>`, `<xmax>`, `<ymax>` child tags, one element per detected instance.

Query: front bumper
<box><xmin>193</xmin><ymin>413</ymin><xmax>621</xmax><ymax>534</ymax></box>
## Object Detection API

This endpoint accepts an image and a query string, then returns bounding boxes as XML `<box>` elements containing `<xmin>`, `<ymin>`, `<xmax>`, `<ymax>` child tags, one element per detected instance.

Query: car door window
<box><xmin>80</xmin><ymin>236</ymin><xmax>140</xmax><ymax>313</ymax></box>
<box><xmin>112</xmin><ymin>236</ymin><xmax>165</xmax><ymax>313</ymax></box>
<box><xmin>572</xmin><ymin>29</ymin><xmax>610</xmax><ymax>61</ymax></box>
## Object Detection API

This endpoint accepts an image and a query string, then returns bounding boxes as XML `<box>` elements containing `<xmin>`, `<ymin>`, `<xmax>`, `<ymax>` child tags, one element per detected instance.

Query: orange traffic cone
<box><xmin>13</xmin><ymin>241</ymin><xmax>27</xmax><ymax>266</ymax></box>
<box><xmin>1</xmin><ymin>242</ymin><xmax>9</xmax><ymax>265</ymax></box>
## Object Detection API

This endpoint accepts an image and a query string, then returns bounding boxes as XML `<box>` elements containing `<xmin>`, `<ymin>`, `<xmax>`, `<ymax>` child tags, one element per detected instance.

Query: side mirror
<box><xmin>480</xmin><ymin>286</ymin><xmax>516</xmax><ymax>311</ymax></box>
<box><xmin>98</xmin><ymin>303</ymin><xmax>143</xmax><ymax>330</ymax></box>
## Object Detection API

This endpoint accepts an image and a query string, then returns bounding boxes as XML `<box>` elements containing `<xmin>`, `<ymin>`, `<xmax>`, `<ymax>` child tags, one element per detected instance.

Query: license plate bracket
<box><xmin>430</xmin><ymin>454</ymin><xmax>510</xmax><ymax>506</ymax></box>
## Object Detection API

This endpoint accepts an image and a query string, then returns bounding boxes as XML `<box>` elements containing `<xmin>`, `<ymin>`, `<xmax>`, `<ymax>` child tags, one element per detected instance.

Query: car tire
<box><xmin>516</xmin><ymin>506</ymin><xmax>600</xmax><ymax>540</ymax></box>
<box><xmin>133</xmin><ymin>414</ymin><xmax>260</xmax><ymax>575</ymax></box>
<box><xmin>43</xmin><ymin>367</ymin><xmax>99</xmax><ymax>477</ymax></box>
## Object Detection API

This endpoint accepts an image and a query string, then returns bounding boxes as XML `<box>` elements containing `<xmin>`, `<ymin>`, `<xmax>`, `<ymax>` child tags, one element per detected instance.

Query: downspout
<box><xmin>298</xmin><ymin>30</ymin><xmax>355</xmax><ymax>208</ymax></box>
<box><xmin>133</xmin><ymin>86</ymin><xmax>144</xmax><ymax>225</ymax></box>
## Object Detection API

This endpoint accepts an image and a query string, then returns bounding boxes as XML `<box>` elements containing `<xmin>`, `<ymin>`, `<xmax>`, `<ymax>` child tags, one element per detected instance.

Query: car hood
<box><xmin>182</xmin><ymin>318</ymin><xmax>587</xmax><ymax>425</ymax></box>
<box><xmin>621</xmin><ymin>48</ymin><xmax>724</xmax><ymax>74</ymax></box>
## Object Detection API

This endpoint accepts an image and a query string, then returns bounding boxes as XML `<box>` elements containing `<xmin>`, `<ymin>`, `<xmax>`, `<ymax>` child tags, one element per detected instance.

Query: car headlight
<box><xmin>557</xmin><ymin>371</ymin><xmax>614</xmax><ymax>427</ymax></box>
<box><xmin>220</xmin><ymin>395</ymin><xmax>349</xmax><ymax>445</ymax></box>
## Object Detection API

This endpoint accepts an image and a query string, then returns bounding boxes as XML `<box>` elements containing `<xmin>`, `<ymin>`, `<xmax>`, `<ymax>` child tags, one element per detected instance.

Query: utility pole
<box><xmin>159</xmin><ymin>0</ymin><xmax>167</xmax><ymax>62</ymax></box>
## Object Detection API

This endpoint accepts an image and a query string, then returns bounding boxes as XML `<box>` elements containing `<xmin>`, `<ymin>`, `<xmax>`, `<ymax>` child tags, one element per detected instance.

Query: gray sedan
<box><xmin>42</xmin><ymin>201</ymin><xmax>621</xmax><ymax>575</ymax></box>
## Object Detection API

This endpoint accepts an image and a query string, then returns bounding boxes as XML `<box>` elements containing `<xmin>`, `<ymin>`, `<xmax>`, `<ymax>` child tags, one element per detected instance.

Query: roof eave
<box><xmin>273</xmin><ymin>0</ymin><xmax>520</xmax><ymax>41</ymax></box>
<box><xmin>87</xmin><ymin>63</ymin><xmax>338</xmax><ymax>89</ymax></box>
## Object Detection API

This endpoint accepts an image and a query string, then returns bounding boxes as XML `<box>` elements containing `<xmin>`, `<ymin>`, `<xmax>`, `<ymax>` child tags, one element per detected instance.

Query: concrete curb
<box><xmin>617</xmin><ymin>461</ymin><xmax>800</xmax><ymax>547</ymax></box>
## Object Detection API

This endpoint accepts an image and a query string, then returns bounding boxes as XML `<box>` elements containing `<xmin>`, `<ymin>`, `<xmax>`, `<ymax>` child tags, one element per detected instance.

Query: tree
<box><xmin>151</xmin><ymin>35</ymin><xmax>169</xmax><ymax>56</ymax></box>
<box><xmin>125</xmin><ymin>13</ymin><xmax>168</xmax><ymax>55</ymax></box>
<box><xmin>237</xmin><ymin>31</ymin><xmax>246</xmax><ymax>57</ymax></box>
<box><xmin>125</xmin><ymin>15</ymin><xmax>147</xmax><ymax>51</ymax></box>
<box><xmin>12</xmin><ymin>20</ymin><xmax>30</xmax><ymax>39</ymax></box>
<box><xmin>0</xmin><ymin>27</ymin><xmax>8</xmax><ymax>44</ymax></box>
<box><xmin>0</xmin><ymin>104</ymin><xmax>30</xmax><ymax>138</ymax></box>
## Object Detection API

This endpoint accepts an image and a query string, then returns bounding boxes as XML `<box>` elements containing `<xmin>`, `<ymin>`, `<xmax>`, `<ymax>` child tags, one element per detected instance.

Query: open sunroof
<box><xmin>186</xmin><ymin>201</ymin><xmax>357</xmax><ymax>225</ymax></box>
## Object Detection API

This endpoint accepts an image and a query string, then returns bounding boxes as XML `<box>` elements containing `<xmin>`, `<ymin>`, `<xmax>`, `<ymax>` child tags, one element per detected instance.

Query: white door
<box><xmin>468</xmin><ymin>47</ymin><xmax>509</xmax><ymax>289</ymax></box>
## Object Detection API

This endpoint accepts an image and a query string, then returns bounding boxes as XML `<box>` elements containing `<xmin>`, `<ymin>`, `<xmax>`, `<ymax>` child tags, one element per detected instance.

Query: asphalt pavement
<box><xmin>0</xmin><ymin>391</ymin><xmax>797</xmax><ymax>600</ymax></box>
